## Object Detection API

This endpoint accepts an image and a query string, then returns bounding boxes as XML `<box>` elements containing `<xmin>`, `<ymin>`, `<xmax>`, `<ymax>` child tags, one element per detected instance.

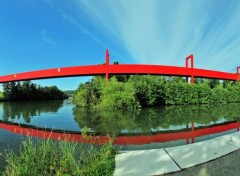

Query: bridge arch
<box><xmin>0</xmin><ymin>49</ymin><xmax>239</xmax><ymax>84</ymax></box>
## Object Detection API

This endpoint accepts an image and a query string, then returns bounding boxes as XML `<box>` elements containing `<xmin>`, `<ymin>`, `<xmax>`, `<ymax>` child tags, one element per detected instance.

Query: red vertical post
<box><xmin>237</xmin><ymin>66</ymin><xmax>240</xmax><ymax>81</ymax></box>
<box><xmin>106</xmin><ymin>49</ymin><xmax>110</xmax><ymax>84</ymax></box>
<box><xmin>186</xmin><ymin>55</ymin><xmax>194</xmax><ymax>85</ymax></box>
<box><xmin>191</xmin><ymin>122</ymin><xmax>195</xmax><ymax>143</ymax></box>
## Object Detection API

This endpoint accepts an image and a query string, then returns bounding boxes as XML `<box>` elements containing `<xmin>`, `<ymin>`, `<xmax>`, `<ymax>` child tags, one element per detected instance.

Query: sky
<box><xmin>0</xmin><ymin>0</ymin><xmax>240</xmax><ymax>91</ymax></box>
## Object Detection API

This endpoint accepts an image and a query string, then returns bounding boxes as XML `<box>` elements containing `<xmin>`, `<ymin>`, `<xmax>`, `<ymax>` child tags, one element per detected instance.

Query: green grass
<box><xmin>1</xmin><ymin>134</ymin><xmax>117</xmax><ymax>176</ymax></box>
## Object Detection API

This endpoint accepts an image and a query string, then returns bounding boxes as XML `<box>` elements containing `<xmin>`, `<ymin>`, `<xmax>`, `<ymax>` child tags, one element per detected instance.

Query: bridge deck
<box><xmin>0</xmin><ymin>64</ymin><xmax>239</xmax><ymax>83</ymax></box>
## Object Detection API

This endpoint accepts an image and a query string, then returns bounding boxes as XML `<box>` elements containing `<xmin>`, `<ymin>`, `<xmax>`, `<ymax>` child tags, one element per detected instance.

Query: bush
<box><xmin>73</xmin><ymin>75</ymin><xmax>240</xmax><ymax>107</ymax></box>
<box><xmin>73</xmin><ymin>77</ymin><xmax>104</xmax><ymax>108</ymax></box>
<box><xmin>129</xmin><ymin>75</ymin><xmax>165</xmax><ymax>107</ymax></box>
<box><xmin>97</xmin><ymin>77</ymin><xmax>140</xmax><ymax>109</ymax></box>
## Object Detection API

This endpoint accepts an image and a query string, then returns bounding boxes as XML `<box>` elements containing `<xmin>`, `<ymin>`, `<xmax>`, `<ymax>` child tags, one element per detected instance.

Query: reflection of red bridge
<box><xmin>0</xmin><ymin>50</ymin><xmax>239</xmax><ymax>84</ymax></box>
<box><xmin>0</xmin><ymin>121</ymin><xmax>239</xmax><ymax>145</ymax></box>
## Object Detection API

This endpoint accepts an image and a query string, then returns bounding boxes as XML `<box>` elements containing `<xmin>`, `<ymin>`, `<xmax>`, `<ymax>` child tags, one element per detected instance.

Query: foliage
<box><xmin>97</xmin><ymin>77</ymin><xmax>140</xmax><ymax>109</ymax></box>
<box><xmin>2</xmin><ymin>134</ymin><xmax>117</xmax><ymax>176</ymax></box>
<box><xmin>73</xmin><ymin>77</ymin><xmax>104</xmax><ymax>107</ymax></box>
<box><xmin>129</xmin><ymin>75</ymin><xmax>165</xmax><ymax>106</ymax></box>
<box><xmin>73</xmin><ymin>71</ymin><xmax>240</xmax><ymax>108</ymax></box>
<box><xmin>2</xmin><ymin>81</ymin><xmax>68</xmax><ymax>101</ymax></box>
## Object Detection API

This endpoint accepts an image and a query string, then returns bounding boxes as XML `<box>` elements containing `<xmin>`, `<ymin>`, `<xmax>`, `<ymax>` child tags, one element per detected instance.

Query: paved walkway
<box><xmin>114</xmin><ymin>132</ymin><xmax>240</xmax><ymax>176</ymax></box>
<box><xmin>166</xmin><ymin>149</ymin><xmax>240</xmax><ymax>176</ymax></box>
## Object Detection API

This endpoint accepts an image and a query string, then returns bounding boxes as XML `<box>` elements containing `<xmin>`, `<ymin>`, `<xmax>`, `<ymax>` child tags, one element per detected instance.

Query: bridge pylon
<box><xmin>186</xmin><ymin>54</ymin><xmax>194</xmax><ymax>85</ymax></box>
<box><xmin>106</xmin><ymin>49</ymin><xmax>110</xmax><ymax>84</ymax></box>
<box><xmin>237</xmin><ymin>66</ymin><xmax>240</xmax><ymax>81</ymax></box>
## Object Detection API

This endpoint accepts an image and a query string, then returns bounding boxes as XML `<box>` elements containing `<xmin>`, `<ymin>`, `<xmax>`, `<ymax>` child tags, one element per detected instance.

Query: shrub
<box><xmin>129</xmin><ymin>75</ymin><xmax>165</xmax><ymax>106</ymax></box>
<box><xmin>97</xmin><ymin>77</ymin><xmax>140</xmax><ymax>109</ymax></box>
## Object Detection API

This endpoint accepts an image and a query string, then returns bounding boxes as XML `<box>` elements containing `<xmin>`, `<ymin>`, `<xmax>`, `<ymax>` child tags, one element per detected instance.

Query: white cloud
<box><xmin>57</xmin><ymin>8</ymin><xmax>125</xmax><ymax>61</ymax></box>
<box><xmin>72</xmin><ymin>0</ymin><xmax>240</xmax><ymax>72</ymax></box>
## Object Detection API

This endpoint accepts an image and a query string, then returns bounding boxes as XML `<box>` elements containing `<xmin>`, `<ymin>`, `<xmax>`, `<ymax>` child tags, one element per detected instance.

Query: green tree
<box><xmin>73</xmin><ymin>77</ymin><xmax>104</xmax><ymax>107</ymax></box>
<box><xmin>207</xmin><ymin>79</ymin><xmax>220</xmax><ymax>89</ymax></box>
<box><xmin>129</xmin><ymin>75</ymin><xmax>165</xmax><ymax>106</ymax></box>
<box><xmin>97</xmin><ymin>77</ymin><xmax>140</xmax><ymax>109</ymax></box>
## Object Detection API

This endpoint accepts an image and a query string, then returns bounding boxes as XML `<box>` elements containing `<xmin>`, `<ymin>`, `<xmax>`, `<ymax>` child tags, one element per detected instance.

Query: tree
<box><xmin>129</xmin><ymin>75</ymin><xmax>165</xmax><ymax>106</ymax></box>
<box><xmin>2</xmin><ymin>81</ymin><xmax>67</xmax><ymax>101</ymax></box>
<box><xmin>97</xmin><ymin>77</ymin><xmax>140</xmax><ymax>109</ymax></box>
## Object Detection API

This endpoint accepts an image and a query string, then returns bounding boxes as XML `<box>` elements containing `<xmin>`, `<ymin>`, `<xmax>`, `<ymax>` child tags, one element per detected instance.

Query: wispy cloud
<box><xmin>57</xmin><ymin>8</ymin><xmax>125</xmax><ymax>62</ymax></box>
<box><xmin>58</xmin><ymin>8</ymin><xmax>107</xmax><ymax>47</ymax></box>
<box><xmin>41</xmin><ymin>30</ymin><xmax>55</xmax><ymax>45</ymax></box>
<box><xmin>73</xmin><ymin>0</ymin><xmax>240</xmax><ymax>72</ymax></box>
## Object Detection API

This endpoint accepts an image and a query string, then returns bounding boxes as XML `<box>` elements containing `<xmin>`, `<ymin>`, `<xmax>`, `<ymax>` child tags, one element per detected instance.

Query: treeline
<box><xmin>73</xmin><ymin>74</ymin><xmax>240</xmax><ymax>109</ymax></box>
<box><xmin>2</xmin><ymin>81</ymin><xmax>68</xmax><ymax>101</ymax></box>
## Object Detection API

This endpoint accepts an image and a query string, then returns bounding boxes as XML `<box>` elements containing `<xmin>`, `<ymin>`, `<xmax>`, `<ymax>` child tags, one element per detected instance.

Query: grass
<box><xmin>1</xmin><ymin>132</ymin><xmax>117</xmax><ymax>176</ymax></box>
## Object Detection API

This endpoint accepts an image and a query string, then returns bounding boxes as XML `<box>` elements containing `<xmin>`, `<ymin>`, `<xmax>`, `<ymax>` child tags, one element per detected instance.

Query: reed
<box><xmin>1</xmin><ymin>130</ymin><xmax>117</xmax><ymax>176</ymax></box>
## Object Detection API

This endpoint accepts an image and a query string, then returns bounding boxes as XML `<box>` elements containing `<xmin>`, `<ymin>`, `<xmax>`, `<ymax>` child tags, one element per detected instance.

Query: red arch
<box><xmin>0</xmin><ymin>50</ymin><xmax>239</xmax><ymax>83</ymax></box>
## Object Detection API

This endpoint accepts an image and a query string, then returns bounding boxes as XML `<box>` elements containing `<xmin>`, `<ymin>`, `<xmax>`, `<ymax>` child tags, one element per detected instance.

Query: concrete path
<box><xmin>114</xmin><ymin>132</ymin><xmax>240</xmax><ymax>176</ymax></box>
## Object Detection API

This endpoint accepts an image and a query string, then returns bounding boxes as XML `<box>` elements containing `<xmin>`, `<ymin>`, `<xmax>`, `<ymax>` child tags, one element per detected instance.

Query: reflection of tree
<box><xmin>73</xmin><ymin>108</ymin><xmax>140</xmax><ymax>136</ymax></box>
<box><xmin>73</xmin><ymin>103</ymin><xmax>240</xmax><ymax>136</ymax></box>
<box><xmin>2</xmin><ymin>101</ymin><xmax>63</xmax><ymax>123</ymax></box>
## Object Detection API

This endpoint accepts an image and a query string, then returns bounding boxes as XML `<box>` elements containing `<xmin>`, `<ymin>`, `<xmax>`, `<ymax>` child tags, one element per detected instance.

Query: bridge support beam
<box><xmin>237</xmin><ymin>66</ymin><xmax>240</xmax><ymax>81</ymax></box>
<box><xmin>106</xmin><ymin>49</ymin><xmax>110</xmax><ymax>84</ymax></box>
<box><xmin>186</xmin><ymin>55</ymin><xmax>194</xmax><ymax>85</ymax></box>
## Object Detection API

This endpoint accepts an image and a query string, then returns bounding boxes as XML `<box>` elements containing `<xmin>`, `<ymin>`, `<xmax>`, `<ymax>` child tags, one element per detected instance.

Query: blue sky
<box><xmin>0</xmin><ymin>0</ymin><xmax>240</xmax><ymax>91</ymax></box>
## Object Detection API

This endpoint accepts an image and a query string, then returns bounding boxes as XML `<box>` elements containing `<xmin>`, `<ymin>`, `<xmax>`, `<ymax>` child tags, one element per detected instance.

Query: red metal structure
<box><xmin>0</xmin><ymin>121</ymin><xmax>239</xmax><ymax>145</ymax></box>
<box><xmin>0</xmin><ymin>50</ymin><xmax>239</xmax><ymax>83</ymax></box>
<box><xmin>186</xmin><ymin>55</ymin><xmax>194</xmax><ymax>84</ymax></box>
<box><xmin>106</xmin><ymin>49</ymin><xmax>110</xmax><ymax>84</ymax></box>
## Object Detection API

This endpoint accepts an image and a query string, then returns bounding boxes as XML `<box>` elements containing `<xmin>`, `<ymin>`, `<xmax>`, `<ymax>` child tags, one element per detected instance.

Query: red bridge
<box><xmin>0</xmin><ymin>50</ymin><xmax>239</xmax><ymax>84</ymax></box>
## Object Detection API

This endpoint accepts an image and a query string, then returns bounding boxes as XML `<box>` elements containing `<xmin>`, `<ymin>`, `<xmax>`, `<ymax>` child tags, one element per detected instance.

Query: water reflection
<box><xmin>0</xmin><ymin>101</ymin><xmax>239</xmax><ymax>150</ymax></box>
<box><xmin>73</xmin><ymin>103</ymin><xmax>240</xmax><ymax>136</ymax></box>
<box><xmin>1</xmin><ymin>101</ymin><xmax>63</xmax><ymax>123</ymax></box>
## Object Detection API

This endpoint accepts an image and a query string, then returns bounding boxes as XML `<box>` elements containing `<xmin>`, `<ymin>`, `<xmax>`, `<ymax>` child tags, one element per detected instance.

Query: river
<box><xmin>0</xmin><ymin>100</ymin><xmax>239</xmax><ymax>171</ymax></box>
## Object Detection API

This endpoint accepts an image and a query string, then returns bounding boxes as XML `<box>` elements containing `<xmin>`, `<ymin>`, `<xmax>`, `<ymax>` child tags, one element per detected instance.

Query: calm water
<box><xmin>0</xmin><ymin>100</ymin><xmax>240</xmax><ymax>170</ymax></box>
